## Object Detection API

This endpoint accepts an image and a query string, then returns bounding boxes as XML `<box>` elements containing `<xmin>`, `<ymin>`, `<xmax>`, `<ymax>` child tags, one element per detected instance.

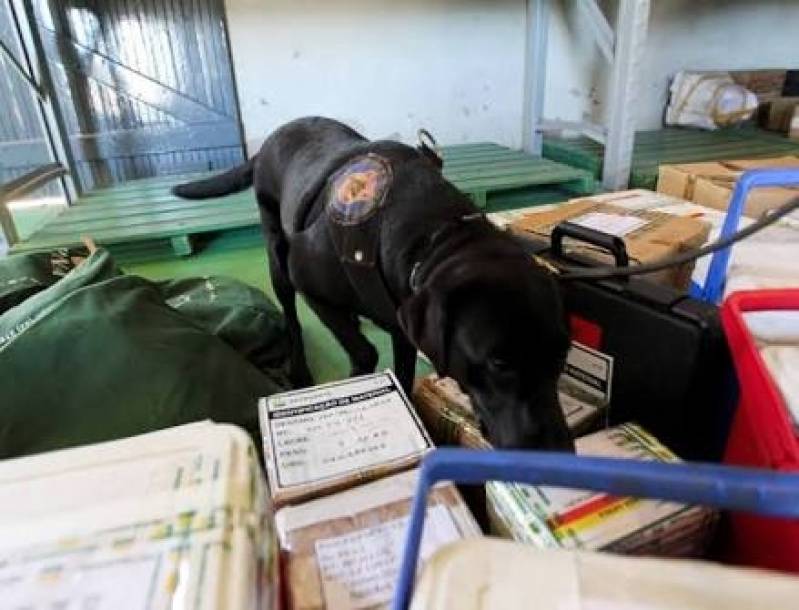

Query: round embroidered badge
<box><xmin>328</xmin><ymin>154</ymin><xmax>392</xmax><ymax>225</ymax></box>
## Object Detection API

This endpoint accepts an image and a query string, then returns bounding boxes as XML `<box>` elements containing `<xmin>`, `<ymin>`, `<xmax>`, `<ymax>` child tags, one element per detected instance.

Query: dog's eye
<box><xmin>487</xmin><ymin>357</ymin><xmax>510</xmax><ymax>371</ymax></box>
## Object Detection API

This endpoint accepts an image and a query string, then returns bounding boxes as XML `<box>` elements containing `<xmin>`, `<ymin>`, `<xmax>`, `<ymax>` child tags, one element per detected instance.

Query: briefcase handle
<box><xmin>552</xmin><ymin>221</ymin><xmax>630</xmax><ymax>268</ymax></box>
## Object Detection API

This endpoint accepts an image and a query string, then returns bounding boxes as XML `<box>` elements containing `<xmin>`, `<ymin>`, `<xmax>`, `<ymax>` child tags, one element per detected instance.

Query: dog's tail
<box><xmin>172</xmin><ymin>156</ymin><xmax>256</xmax><ymax>199</ymax></box>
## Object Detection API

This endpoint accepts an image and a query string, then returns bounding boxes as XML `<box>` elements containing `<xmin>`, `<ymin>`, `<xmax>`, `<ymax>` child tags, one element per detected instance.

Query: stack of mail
<box><xmin>275</xmin><ymin>468</ymin><xmax>481</xmax><ymax>610</ymax></box>
<box><xmin>746</xmin><ymin>310</ymin><xmax>799</xmax><ymax>432</ymax></box>
<box><xmin>487</xmin><ymin>424</ymin><xmax>718</xmax><ymax>557</ymax></box>
<box><xmin>413</xmin><ymin>350</ymin><xmax>607</xmax><ymax>449</ymax></box>
<box><xmin>0</xmin><ymin>421</ymin><xmax>277</xmax><ymax>609</ymax></box>
<box><xmin>259</xmin><ymin>371</ymin><xmax>433</xmax><ymax>506</ymax></box>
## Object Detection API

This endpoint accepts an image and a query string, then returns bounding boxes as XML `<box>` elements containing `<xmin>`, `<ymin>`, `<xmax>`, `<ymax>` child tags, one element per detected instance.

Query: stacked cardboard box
<box><xmin>487</xmin><ymin>423</ymin><xmax>718</xmax><ymax>557</ymax></box>
<box><xmin>0</xmin><ymin>422</ymin><xmax>277</xmax><ymax>609</ymax></box>
<box><xmin>730</xmin><ymin>69</ymin><xmax>787</xmax><ymax>104</ymax></box>
<box><xmin>605</xmin><ymin>188</ymin><xmax>799</xmax><ymax>298</ymax></box>
<box><xmin>759</xmin><ymin>97</ymin><xmax>799</xmax><ymax>139</ymax></box>
<box><xmin>509</xmin><ymin>193</ymin><xmax>711</xmax><ymax>290</ymax></box>
<box><xmin>657</xmin><ymin>156</ymin><xmax>799</xmax><ymax>219</ymax></box>
<box><xmin>260</xmin><ymin>371</ymin><xmax>480</xmax><ymax>609</ymax></box>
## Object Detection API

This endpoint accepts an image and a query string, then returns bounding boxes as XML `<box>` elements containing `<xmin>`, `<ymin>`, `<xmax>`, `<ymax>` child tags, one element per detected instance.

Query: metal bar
<box><xmin>47</xmin><ymin>0</ymin><xmax>111</xmax><ymax>189</ymax></box>
<box><xmin>393</xmin><ymin>448</ymin><xmax>799</xmax><ymax>610</ymax></box>
<box><xmin>0</xmin><ymin>162</ymin><xmax>66</xmax><ymax>201</ymax></box>
<box><xmin>0</xmin><ymin>36</ymin><xmax>43</xmax><ymax>97</ymax></box>
<box><xmin>539</xmin><ymin>119</ymin><xmax>607</xmax><ymax>144</ymax></box>
<box><xmin>218</xmin><ymin>0</ymin><xmax>248</xmax><ymax>159</ymax></box>
<box><xmin>70</xmin><ymin>121</ymin><xmax>241</xmax><ymax>160</ymax></box>
<box><xmin>578</xmin><ymin>0</ymin><xmax>615</xmax><ymax>63</ymax></box>
<box><xmin>0</xmin><ymin>162</ymin><xmax>65</xmax><ymax>246</ymax></box>
<box><xmin>522</xmin><ymin>0</ymin><xmax>550</xmax><ymax>155</ymax></box>
<box><xmin>12</xmin><ymin>0</ymin><xmax>80</xmax><ymax>200</ymax></box>
<box><xmin>602</xmin><ymin>0</ymin><xmax>650</xmax><ymax>190</ymax></box>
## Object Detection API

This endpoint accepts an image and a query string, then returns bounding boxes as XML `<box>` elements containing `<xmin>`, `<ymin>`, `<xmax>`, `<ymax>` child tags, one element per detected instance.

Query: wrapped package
<box><xmin>607</xmin><ymin>189</ymin><xmax>799</xmax><ymax>299</ymax></box>
<box><xmin>487</xmin><ymin>424</ymin><xmax>718</xmax><ymax>557</ymax></box>
<box><xmin>275</xmin><ymin>468</ymin><xmax>481</xmax><ymax>610</ymax></box>
<box><xmin>413</xmin><ymin>372</ymin><xmax>603</xmax><ymax>449</ymax></box>
<box><xmin>509</xmin><ymin>197</ymin><xmax>711</xmax><ymax>290</ymax></box>
<box><xmin>410</xmin><ymin>538</ymin><xmax>799</xmax><ymax>610</ymax></box>
<box><xmin>259</xmin><ymin>371</ymin><xmax>433</xmax><ymax>506</ymax></box>
<box><xmin>412</xmin><ymin>375</ymin><xmax>491</xmax><ymax>449</ymax></box>
<box><xmin>0</xmin><ymin>421</ymin><xmax>277</xmax><ymax>609</ymax></box>
<box><xmin>760</xmin><ymin>346</ymin><xmax>799</xmax><ymax>430</ymax></box>
<box><xmin>743</xmin><ymin>309</ymin><xmax>799</xmax><ymax>432</ymax></box>
<box><xmin>666</xmin><ymin>71</ymin><xmax>758</xmax><ymax>130</ymax></box>
<box><xmin>413</xmin><ymin>338</ymin><xmax>611</xmax><ymax>448</ymax></box>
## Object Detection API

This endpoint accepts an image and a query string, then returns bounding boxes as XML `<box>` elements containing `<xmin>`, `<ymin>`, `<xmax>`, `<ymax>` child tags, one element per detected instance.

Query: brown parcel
<box><xmin>413</xmin><ymin>373</ymin><xmax>604</xmax><ymax>450</ymax></box>
<box><xmin>759</xmin><ymin>97</ymin><xmax>799</xmax><ymax>134</ymax></box>
<box><xmin>657</xmin><ymin>156</ymin><xmax>799</xmax><ymax>219</ymax></box>
<box><xmin>510</xmin><ymin>199</ymin><xmax>710</xmax><ymax>290</ymax></box>
<box><xmin>792</xmin><ymin>105</ymin><xmax>799</xmax><ymax>141</ymax></box>
<box><xmin>275</xmin><ymin>468</ymin><xmax>481</xmax><ymax>610</ymax></box>
<box><xmin>259</xmin><ymin>371</ymin><xmax>432</xmax><ymax>507</ymax></box>
<box><xmin>730</xmin><ymin>69</ymin><xmax>787</xmax><ymax>103</ymax></box>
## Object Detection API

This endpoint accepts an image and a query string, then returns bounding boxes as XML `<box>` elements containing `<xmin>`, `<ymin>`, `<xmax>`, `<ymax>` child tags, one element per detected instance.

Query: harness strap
<box><xmin>325</xmin><ymin>154</ymin><xmax>399</xmax><ymax>328</ymax></box>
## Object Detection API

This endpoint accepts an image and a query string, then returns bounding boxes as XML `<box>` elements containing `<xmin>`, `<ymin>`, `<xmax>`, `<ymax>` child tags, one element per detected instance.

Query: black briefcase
<box><xmin>512</xmin><ymin>222</ymin><xmax>736</xmax><ymax>462</ymax></box>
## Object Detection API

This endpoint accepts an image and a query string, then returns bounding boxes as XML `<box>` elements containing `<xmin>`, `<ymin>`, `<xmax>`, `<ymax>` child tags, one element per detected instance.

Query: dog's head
<box><xmin>399</xmin><ymin>256</ymin><xmax>573</xmax><ymax>451</ymax></box>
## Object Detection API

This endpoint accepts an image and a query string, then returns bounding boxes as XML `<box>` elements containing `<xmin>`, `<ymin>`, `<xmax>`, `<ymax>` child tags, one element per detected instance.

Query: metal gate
<box><xmin>28</xmin><ymin>0</ymin><xmax>244</xmax><ymax>191</ymax></box>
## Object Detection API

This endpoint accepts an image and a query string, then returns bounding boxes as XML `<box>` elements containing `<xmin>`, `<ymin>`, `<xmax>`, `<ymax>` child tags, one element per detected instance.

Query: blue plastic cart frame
<box><xmin>392</xmin><ymin>448</ymin><xmax>799</xmax><ymax>610</ymax></box>
<box><xmin>690</xmin><ymin>168</ymin><xmax>799</xmax><ymax>304</ymax></box>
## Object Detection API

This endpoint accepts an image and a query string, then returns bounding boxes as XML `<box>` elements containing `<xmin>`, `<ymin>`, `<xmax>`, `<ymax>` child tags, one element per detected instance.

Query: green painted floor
<box><xmin>124</xmin><ymin>234</ymin><xmax>433</xmax><ymax>386</ymax></box>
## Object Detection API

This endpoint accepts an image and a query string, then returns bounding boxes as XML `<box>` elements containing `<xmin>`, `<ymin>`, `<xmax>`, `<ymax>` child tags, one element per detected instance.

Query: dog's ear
<box><xmin>397</xmin><ymin>287</ymin><xmax>449</xmax><ymax>374</ymax></box>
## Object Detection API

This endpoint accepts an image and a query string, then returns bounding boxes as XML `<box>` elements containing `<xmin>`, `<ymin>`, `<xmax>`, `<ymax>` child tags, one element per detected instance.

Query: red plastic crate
<box><xmin>721</xmin><ymin>289</ymin><xmax>799</xmax><ymax>572</ymax></box>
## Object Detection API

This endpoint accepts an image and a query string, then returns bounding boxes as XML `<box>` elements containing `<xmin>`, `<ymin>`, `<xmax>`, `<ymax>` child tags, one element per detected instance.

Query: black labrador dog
<box><xmin>174</xmin><ymin>117</ymin><xmax>573</xmax><ymax>450</ymax></box>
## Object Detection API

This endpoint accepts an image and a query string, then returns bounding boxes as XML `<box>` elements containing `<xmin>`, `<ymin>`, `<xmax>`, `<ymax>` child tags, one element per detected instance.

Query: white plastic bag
<box><xmin>666</xmin><ymin>71</ymin><xmax>759</xmax><ymax>130</ymax></box>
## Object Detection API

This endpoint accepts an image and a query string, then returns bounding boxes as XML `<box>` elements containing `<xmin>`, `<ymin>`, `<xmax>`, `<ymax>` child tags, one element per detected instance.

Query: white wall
<box><xmin>547</xmin><ymin>0</ymin><xmax>799</xmax><ymax>130</ymax></box>
<box><xmin>224</xmin><ymin>0</ymin><xmax>799</xmax><ymax>152</ymax></box>
<box><xmin>224</xmin><ymin>0</ymin><xmax>527</xmax><ymax>153</ymax></box>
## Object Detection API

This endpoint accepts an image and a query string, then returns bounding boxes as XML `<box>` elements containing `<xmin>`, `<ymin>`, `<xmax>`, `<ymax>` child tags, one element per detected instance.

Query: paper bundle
<box><xmin>259</xmin><ymin>371</ymin><xmax>433</xmax><ymax>506</ymax></box>
<box><xmin>0</xmin><ymin>421</ymin><xmax>277</xmax><ymax>610</ymax></box>
<box><xmin>487</xmin><ymin>424</ymin><xmax>718</xmax><ymax>557</ymax></box>
<box><xmin>275</xmin><ymin>468</ymin><xmax>481</xmax><ymax>610</ymax></box>
<box><xmin>413</xmin><ymin>341</ymin><xmax>608</xmax><ymax>448</ymax></box>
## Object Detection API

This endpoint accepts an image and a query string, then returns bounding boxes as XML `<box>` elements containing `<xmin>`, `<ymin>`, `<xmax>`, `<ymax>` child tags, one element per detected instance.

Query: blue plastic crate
<box><xmin>392</xmin><ymin>448</ymin><xmax>799</xmax><ymax>610</ymax></box>
<box><xmin>690</xmin><ymin>167</ymin><xmax>799</xmax><ymax>304</ymax></box>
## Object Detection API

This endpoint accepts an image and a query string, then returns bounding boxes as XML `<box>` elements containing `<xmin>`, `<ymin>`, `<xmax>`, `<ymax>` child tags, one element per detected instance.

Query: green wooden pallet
<box><xmin>543</xmin><ymin>127</ymin><xmax>799</xmax><ymax>190</ymax></box>
<box><xmin>441</xmin><ymin>142</ymin><xmax>594</xmax><ymax>207</ymax></box>
<box><xmin>12</xmin><ymin>143</ymin><xmax>594</xmax><ymax>260</ymax></box>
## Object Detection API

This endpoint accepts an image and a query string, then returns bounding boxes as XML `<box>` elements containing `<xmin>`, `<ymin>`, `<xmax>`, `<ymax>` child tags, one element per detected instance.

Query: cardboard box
<box><xmin>259</xmin><ymin>371</ymin><xmax>433</xmax><ymax>506</ymax></box>
<box><xmin>275</xmin><ymin>468</ymin><xmax>480</xmax><ymax>610</ymax></box>
<box><xmin>657</xmin><ymin>156</ymin><xmax>799</xmax><ymax>219</ymax></box>
<box><xmin>759</xmin><ymin>97</ymin><xmax>799</xmax><ymax>133</ymax></box>
<box><xmin>486</xmin><ymin>424</ymin><xmax>718</xmax><ymax>557</ymax></box>
<box><xmin>730</xmin><ymin>69</ymin><xmax>787</xmax><ymax>103</ymax></box>
<box><xmin>510</xmin><ymin>193</ymin><xmax>711</xmax><ymax>290</ymax></box>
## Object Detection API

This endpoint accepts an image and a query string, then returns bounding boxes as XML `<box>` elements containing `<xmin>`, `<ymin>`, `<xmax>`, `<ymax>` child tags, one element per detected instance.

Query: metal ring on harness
<box><xmin>417</xmin><ymin>128</ymin><xmax>439</xmax><ymax>152</ymax></box>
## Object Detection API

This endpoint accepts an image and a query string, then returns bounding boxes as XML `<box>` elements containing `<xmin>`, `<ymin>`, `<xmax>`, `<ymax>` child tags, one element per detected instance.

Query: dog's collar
<box><xmin>409</xmin><ymin>212</ymin><xmax>484</xmax><ymax>294</ymax></box>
